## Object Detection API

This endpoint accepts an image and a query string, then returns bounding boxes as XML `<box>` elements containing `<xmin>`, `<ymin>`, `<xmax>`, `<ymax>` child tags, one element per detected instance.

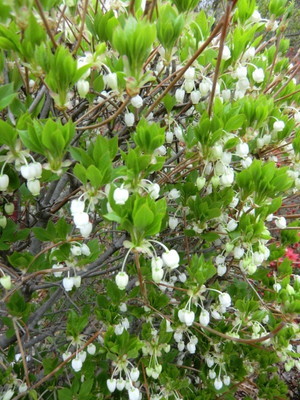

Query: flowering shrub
<box><xmin>0</xmin><ymin>0</ymin><xmax>300</xmax><ymax>399</ymax></box>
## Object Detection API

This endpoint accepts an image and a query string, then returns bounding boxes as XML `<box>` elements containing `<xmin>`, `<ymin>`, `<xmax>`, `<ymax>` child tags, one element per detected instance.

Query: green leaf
<box><xmin>133</xmin><ymin>204</ymin><xmax>154</xmax><ymax>230</ymax></box>
<box><xmin>0</xmin><ymin>83</ymin><xmax>16</xmax><ymax>111</ymax></box>
<box><xmin>0</xmin><ymin>119</ymin><xmax>17</xmax><ymax>147</ymax></box>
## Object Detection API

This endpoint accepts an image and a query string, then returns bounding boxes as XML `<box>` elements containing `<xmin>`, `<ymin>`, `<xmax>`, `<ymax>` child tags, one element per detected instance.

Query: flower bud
<box><xmin>4</xmin><ymin>203</ymin><xmax>14</xmax><ymax>215</ymax></box>
<box><xmin>115</xmin><ymin>271</ymin><xmax>129</xmax><ymax>290</ymax></box>
<box><xmin>0</xmin><ymin>215</ymin><xmax>7</xmax><ymax>229</ymax></box>
<box><xmin>0</xmin><ymin>275</ymin><xmax>12</xmax><ymax>290</ymax></box>
<box><xmin>196</xmin><ymin>177</ymin><xmax>206</xmax><ymax>190</ymax></box>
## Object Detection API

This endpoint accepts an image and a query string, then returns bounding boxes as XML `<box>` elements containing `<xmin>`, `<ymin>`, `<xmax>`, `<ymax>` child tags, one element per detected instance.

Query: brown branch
<box><xmin>72</xmin><ymin>0</ymin><xmax>88</xmax><ymax>55</ymax></box>
<box><xmin>13</xmin><ymin>319</ymin><xmax>30</xmax><ymax>387</ymax></box>
<box><xmin>208</xmin><ymin>0</ymin><xmax>233</xmax><ymax>116</ymax></box>
<box><xmin>34</xmin><ymin>0</ymin><xmax>57</xmax><ymax>49</ymax></box>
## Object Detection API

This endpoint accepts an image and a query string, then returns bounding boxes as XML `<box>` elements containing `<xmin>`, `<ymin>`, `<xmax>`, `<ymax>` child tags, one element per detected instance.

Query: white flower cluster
<box><xmin>106</xmin><ymin>358</ymin><xmax>141</xmax><ymax>400</ymax></box>
<box><xmin>20</xmin><ymin>162</ymin><xmax>42</xmax><ymax>196</ymax></box>
<box><xmin>70</xmin><ymin>199</ymin><xmax>93</xmax><ymax>237</ymax></box>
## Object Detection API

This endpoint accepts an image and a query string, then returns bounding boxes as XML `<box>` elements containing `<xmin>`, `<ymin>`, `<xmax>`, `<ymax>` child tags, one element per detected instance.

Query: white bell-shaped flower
<box><xmin>19</xmin><ymin>383</ymin><xmax>28</xmax><ymax>393</ymax></box>
<box><xmin>148</xmin><ymin>183</ymin><xmax>160</xmax><ymax>199</ymax></box>
<box><xmin>128</xmin><ymin>386</ymin><xmax>140</xmax><ymax>400</ymax></box>
<box><xmin>103</xmin><ymin>73</ymin><xmax>118</xmax><ymax>91</ymax></box>
<box><xmin>27</xmin><ymin>179</ymin><xmax>40</xmax><ymax>196</ymax></box>
<box><xmin>196</xmin><ymin>177</ymin><xmax>206</xmax><ymax>190</ymax></box>
<box><xmin>236</xmin><ymin>66</ymin><xmax>247</xmax><ymax>79</ymax></box>
<box><xmin>81</xmin><ymin>244</ymin><xmax>91</xmax><ymax>256</ymax></box>
<box><xmin>125</xmin><ymin>112</ymin><xmax>135</xmax><ymax>127</ymax></box>
<box><xmin>0</xmin><ymin>174</ymin><xmax>9</xmax><ymax>191</ymax></box>
<box><xmin>78</xmin><ymin>351</ymin><xmax>86</xmax><ymax>362</ymax></box>
<box><xmin>223</xmin><ymin>375</ymin><xmax>231</xmax><ymax>386</ymax></box>
<box><xmin>184</xmin><ymin>67</ymin><xmax>195</xmax><ymax>80</ymax></box>
<box><xmin>169</xmin><ymin>217</ymin><xmax>179</xmax><ymax>230</ymax></box>
<box><xmin>52</xmin><ymin>263</ymin><xmax>63</xmax><ymax>278</ymax></box>
<box><xmin>77</xmin><ymin>80</ymin><xmax>89</xmax><ymax>97</ymax></box>
<box><xmin>79</xmin><ymin>222</ymin><xmax>93</xmax><ymax>238</ymax></box>
<box><xmin>219</xmin><ymin>292</ymin><xmax>231</xmax><ymax>308</ymax></box>
<box><xmin>71</xmin><ymin>357</ymin><xmax>83</xmax><ymax>372</ymax></box>
<box><xmin>222</xmin><ymin>45</ymin><xmax>231</xmax><ymax>61</ymax></box>
<box><xmin>165</xmin><ymin>130</ymin><xmax>174</xmax><ymax>143</ymax></box>
<box><xmin>236</xmin><ymin>143</ymin><xmax>249</xmax><ymax>157</ymax></box>
<box><xmin>273</xmin><ymin>120</ymin><xmax>285</xmax><ymax>132</ymax></box>
<box><xmin>152</xmin><ymin>267</ymin><xmax>164</xmax><ymax>283</ymax></box>
<box><xmin>199</xmin><ymin>81</ymin><xmax>211</xmax><ymax>96</ymax></box>
<box><xmin>73</xmin><ymin>212</ymin><xmax>89</xmax><ymax>227</ymax></box>
<box><xmin>162</xmin><ymin>249</ymin><xmax>180</xmax><ymax>269</ymax></box>
<box><xmin>115</xmin><ymin>271</ymin><xmax>129</xmax><ymax>290</ymax></box>
<box><xmin>178</xmin><ymin>341</ymin><xmax>185</xmax><ymax>351</ymax></box>
<box><xmin>275</xmin><ymin>216</ymin><xmax>286</xmax><ymax>229</ymax></box>
<box><xmin>233</xmin><ymin>246</ymin><xmax>244</xmax><ymax>259</ymax></box>
<box><xmin>183</xmin><ymin>310</ymin><xmax>195</xmax><ymax>326</ymax></box>
<box><xmin>73</xmin><ymin>276</ymin><xmax>82</xmax><ymax>288</ymax></box>
<box><xmin>116</xmin><ymin>378</ymin><xmax>126</xmax><ymax>391</ymax></box>
<box><xmin>187</xmin><ymin>342</ymin><xmax>196</xmax><ymax>354</ymax></box>
<box><xmin>175</xmin><ymin>88</ymin><xmax>185</xmax><ymax>103</ymax></box>
<box><xmin>209</xmin><ymin>370</ymin><xmax>216</xmax><ymax>379</ymax></box>
<box><xmin>107</xmin><ymin>378</ymin><xmax>117</xmax><ymax>393</ymax></box>
<box><xmin>168</xmin><ymin>189</ymin><xmax>180</xmax><ymax>200</ymax></box>
<box><xmin>63</xmin><ymin>277</ymin><xmax>74</xmax><ymax>291</ymax></box>
<box><xmin>174</xmin><ymin>126</ymin><xmax>184</xmax><ymax>141</ymax></box>
<box><xmin>87</xmin><ymin>343</ymin><xmax>96</xmax><ymax>355</ymax></box>
<box><xmin>252</xmin><ymin>68</ymin><xmax>264</xmax><ymax>83</ymax></box>
<box><xmin>62</xmin><ymin>351</ymin><xmax>71</xmax><ymax>361</ymax></box>
<box><xmin>190</xmin><ymin>90</ymin><xmax>201</xmax><ymax>104</ymax></box>
<box><xmin>131</xmin><ymin>95</ymin><xmax>143</xmax><ymax>108</ymax></box>
<box><xmin>227</xmin><ymin>219</ymin><xmax>238</xmax><ymax>232</ymax></box>
<box><xmin>113</xmin><ymin>187</ymin><xmax>129</xmax><ymax>205</ymax></box>
<box><xmin>71</xmin><ymin>245</ymin><xmax>82</xmax><ymax>256</ymax></box>
<box><xmin>130</xmin><ymin>367</ymin><xmax>140</xmax><ymax>382</ymax></box>
<box><xmin>217</xmin><ymin>264</ymin><xmax>227</xmax><ymax>276</ymax></box>
<box><xmin>199</xmin><ymin>310</ymin><xmax>210</xmax><ymax>326</ymax></box>
<box><xmin>214</xmin><ymin>378</ymin><xmax>223</xmax><ymax>390</ymax></box>
<box><xmin>70</xmin><ymin>199</ymin><xmax>85</xmax><ymax>215</ymax></box>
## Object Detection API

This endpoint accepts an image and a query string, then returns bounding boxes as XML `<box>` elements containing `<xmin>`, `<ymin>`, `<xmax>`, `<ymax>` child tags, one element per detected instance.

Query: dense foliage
<box><xmin>0</xmin><ymin>0</ymin><xmax>300</xmax><ymax>399</ymax></box>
